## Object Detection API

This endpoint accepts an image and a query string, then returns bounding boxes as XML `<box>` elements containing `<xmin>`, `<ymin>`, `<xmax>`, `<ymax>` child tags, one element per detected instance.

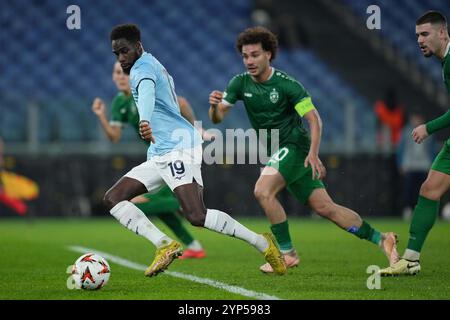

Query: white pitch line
<box><xmin>68</xmin><ymin>245</ymin><xmax>282</xmax><ymax>300</ymax></box>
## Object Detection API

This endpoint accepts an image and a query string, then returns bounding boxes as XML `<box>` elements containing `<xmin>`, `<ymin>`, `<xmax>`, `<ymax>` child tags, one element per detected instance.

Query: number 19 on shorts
<box><xmin>168</xmin><ymin>160</ymin><xmax>186</xmax><ymax>178</ymax></box>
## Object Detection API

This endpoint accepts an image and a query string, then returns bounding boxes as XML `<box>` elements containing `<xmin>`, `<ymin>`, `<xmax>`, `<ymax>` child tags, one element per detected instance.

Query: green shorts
<box><xmin>266</xmin><ymin>144</ymin><xmax>325</xmax><ymax>204</ymax></box>
<box><xmin>141</xmin><ymin>185</ymin><xmax>180</xmax><ymax>213</ymax></box>
<box><xmin>431</xmin><ymin>142</ymin><xmax>450</xmax><ymax>175</ymax></box>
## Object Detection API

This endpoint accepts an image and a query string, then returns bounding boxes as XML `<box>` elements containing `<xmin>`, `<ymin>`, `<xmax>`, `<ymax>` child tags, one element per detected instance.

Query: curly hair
<box><xmin>236</xmin><ymin>26</ymin><xmax>278</xmax><ymax>61</ymax></box>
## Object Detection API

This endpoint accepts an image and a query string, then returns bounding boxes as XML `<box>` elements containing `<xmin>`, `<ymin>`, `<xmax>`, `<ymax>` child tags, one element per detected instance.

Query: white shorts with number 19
<box><xmin>124</xmin><ymin>145</ymin><xmax>203</xmax><ymax>193</ymax></box>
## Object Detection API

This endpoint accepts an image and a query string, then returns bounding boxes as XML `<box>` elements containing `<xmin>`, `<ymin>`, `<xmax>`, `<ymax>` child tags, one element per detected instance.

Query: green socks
<box><xmin>271</xmin><ymin>219</ymin><xmax>384</xmax><ymax>252</ymax></box>
<box><xmin>347</xmin><ymin>221</ymin><xmax>381</xmax><ymax>245</ymax></box>
<box><xmin>407</xmin><ymin>195</ymin><xmax>439</xmax><ymax>253</ymax></box>
<box><xmin>271</xmin><ymin>220</ymin><xmax>294</xmax><ymax>253</ymax></box>
<box><xmin>134</xmin><ymin>199</ymin><xmax>180</xmax><ymax>215</ymax></box>
<box><xmin>156</xmin><ymin>212</ymin><xmax>195</xmax><ymax>246</ymax></box>
<box><xmin>346</xmin><ymin>196</ymin><xmax>439</xmax><ymax>254</ymax></box>
<box><xmin>271</xmin><ymin>196</ymin><xmax>439</xmax><ymax>255</ymax></box>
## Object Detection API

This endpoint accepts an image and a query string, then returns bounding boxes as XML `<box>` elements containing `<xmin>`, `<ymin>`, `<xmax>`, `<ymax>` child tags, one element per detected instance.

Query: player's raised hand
<box><xmin>139</xmin><ymin>120</ymin><xmax>155</xmax><ymax>144</ymax></box>
<box><xmin>92</xmin><ymin>97</ymin><xmax>106</xmax><ymax>116</ymax></box>
<box><xmin>209</xmin><ymin>91</ymin><xmax>223</xmax><ymax>107</ymax></box>
<box><xmin>304</xmin><ymin>152</ymin><xmax>326</xmax><ymax>180</ymax></box>
<box><xmin>412</xmin><ymin>124</ymin><xmax>429</xmax><ymax>144</ymax></box>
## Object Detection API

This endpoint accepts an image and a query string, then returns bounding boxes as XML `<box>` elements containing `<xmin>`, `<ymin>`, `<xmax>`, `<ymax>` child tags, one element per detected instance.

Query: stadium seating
<box><xmin>275</xmin><ymin>50</ymin><xmax>375</xmax><ymax>149</ymax></box>
<box><xmin>1</xmin><ymin>0</ymin><xmax>375</xmax><ymax>149</ymax></box>
<box><xmin>340</xmin><ymin>0</ymin><xmax>450</xmax><ymax>83</ymax></box>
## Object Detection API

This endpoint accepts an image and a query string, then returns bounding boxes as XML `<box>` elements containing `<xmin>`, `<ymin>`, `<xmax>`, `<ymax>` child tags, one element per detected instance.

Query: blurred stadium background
<box><xmin>2</xmin><ymin>0</ymin><xmax>450</xmax><ymax>218</ymax></box>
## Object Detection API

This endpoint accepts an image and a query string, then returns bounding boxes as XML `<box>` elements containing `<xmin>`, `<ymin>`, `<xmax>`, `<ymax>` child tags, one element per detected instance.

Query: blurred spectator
<box><xmin>251</xmin><ymin>0</ymin><xmax>310</xmax><ymax>49</ymax></box>
<box><xmin>0</xmin><ymin>137</ymin><xmax>39</xmax><ymax>215</ymax></box>
<box><xmin>396</xmin><ymin>113</ymin><xmax>436</xmax><ymax>220</ymax></box>
<box><xmin>374</xmin><ymin>88</ymin><xmax>405</xmax><ymax>149</ymax></box>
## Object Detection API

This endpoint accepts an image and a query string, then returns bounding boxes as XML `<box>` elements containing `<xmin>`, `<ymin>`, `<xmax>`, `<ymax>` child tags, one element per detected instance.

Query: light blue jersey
<box><xmin>129</xmin><ymin>52</ymin><xmax>202</xmax><ymax>158</ymax></box>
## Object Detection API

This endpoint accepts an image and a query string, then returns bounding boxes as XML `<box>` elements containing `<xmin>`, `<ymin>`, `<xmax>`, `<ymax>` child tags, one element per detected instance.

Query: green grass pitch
<box><xmin>1</xmin><ymin>217</ymin><xmax>449</xmax><ymax>300</ymax></box>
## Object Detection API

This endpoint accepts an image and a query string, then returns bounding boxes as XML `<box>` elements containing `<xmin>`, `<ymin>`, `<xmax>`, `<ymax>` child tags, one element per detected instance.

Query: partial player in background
<box><xmin>209</xmin><ymin>27</ymin><xmax>399</xmax><ymax>273</ymax></box>
<box><xmin>92</xmin><ymin>61</ymin><xmax>206</xmax><ymax>259</ymax></box>
<box><xmin>396</xmin><ymin>113</ymin><xmax>435</xmax><ymax>220</ymax></box>
<box><xmin>105</xmin><ymin>24</ymin><xmax>286</xmax><ymax>277</ymax></box>
<box><xmin>380</xmin><ymin>11</ymin><xmax>450</xmax><ymax>276</ymax></box>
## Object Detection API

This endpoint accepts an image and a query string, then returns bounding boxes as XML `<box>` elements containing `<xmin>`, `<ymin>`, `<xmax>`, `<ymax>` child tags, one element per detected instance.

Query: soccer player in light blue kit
<box><xmin>104</xmin><ymin>24</ymin><xmax>286</xmax><ymax>277</ymax></box>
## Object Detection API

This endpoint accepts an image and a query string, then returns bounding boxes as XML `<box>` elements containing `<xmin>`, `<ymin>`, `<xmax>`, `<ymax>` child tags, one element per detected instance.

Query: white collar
<box><xmin>250</xmin><ymin>67</ymin><xmax>275</xmax><ymax>83</ymax></box>
<box><xmin>445</xmin><ymin>42</ymin><xmax>450</xmax><ymax>57</ymax></box>
<box><xmin>267</xmin><ymin>67</ymin><xmax>275</xmax><ymax>81</ymax></box>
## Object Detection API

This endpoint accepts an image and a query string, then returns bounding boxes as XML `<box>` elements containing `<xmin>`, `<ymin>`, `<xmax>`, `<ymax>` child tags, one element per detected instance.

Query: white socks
<box><xmin>204</xmin><ymin>209</ymin><xmax>268</xmax><ymax>252</ymax></box>
<box><xmin>110</xmin><ymin>201</ymin><xmax>173</xmax><ymax>248</ymax></box>
<box><xmin>403</xmin><ymin>249</ymin><xmax>420</xmax><ymax>261</ymax></box>
<box><xmin>110</xmin><ymin>203</ymin><xmax>269</xmax><ymax>253</ymax></box>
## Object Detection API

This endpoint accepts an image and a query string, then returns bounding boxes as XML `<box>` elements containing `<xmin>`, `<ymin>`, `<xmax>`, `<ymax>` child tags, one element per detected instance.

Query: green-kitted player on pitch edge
<box><xmin>209</xmin><ymin>27</ymin><xmax>399</xmax><ymax>273</ymax></box>
<box><xmin>380</xmin><ymin>11</ymin><xmax>450</xmax><ymax>276</ymax></box>
<box><xmin>92</xmin><ymin>61</ymin><xmax>206</xmax><ymax>259</ymax></box>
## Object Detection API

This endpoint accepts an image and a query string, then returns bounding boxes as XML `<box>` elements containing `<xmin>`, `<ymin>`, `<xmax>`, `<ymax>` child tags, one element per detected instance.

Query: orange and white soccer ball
<box><xmin>71</xmin><ymin>253</ymin><xmax>111</xmax><ymax>290</ymax></box>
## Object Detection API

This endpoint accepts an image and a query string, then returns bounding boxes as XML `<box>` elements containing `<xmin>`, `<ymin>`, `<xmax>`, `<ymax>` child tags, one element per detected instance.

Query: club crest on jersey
<box><xmin>270</xmin><ymin>88</ymin><xmax>279</xmax><ymax>103</ymax></box>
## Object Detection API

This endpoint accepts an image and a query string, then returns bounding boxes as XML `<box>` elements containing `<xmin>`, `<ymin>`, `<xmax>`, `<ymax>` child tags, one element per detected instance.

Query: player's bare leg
<box><xmin>104</xmin><ymin>177</ymin><xmax>148</xmax><ymax>210</ymax></box>
<box><xmin>380</xmin><ymin>169</ymin><xmax>450</xmax><ymax>276</ymax></box>
<box><xmin>254</xmin><ymin>167</ymin><xmax>300</xmax><ymax>273</ymax></box>
<box><xmin>104</xmin><ymin>177</ymin><xmax>181</xmax><ymax>277</ymax></box>
<box><xmin>307</xmin><ymin>188</ymin><xmax>399</xmax><ymax>266</ymax></box>
<box><xmin>254</xmin><ymin>167</ymin><xmax>288</xmax><ymax>224</ymax></box>
<box><xmin>173</xmin><ymin>181</ymin><xmax>286</xmax><ymax>275</ymax></box>
<box><xmin>419</xmin><ymin>169</ymin><xmax>450</xmax><ymax>201</ymax></box>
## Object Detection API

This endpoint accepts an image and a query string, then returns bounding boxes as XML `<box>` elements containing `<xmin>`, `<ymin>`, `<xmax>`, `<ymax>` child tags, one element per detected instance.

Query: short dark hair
<box><xmin>236</xmin><ymin>26</ymin><xmax>278</xmax><ymax>61</ymax></box>
<box><xmin>110</xmin><ymin>24</ymin><xmax>141</xmax><ymax>43</ymax></box>
<box><xmin>416</xmin><ymin>11</ymin><xmax>447</xmax><ymax>26</ymax></box>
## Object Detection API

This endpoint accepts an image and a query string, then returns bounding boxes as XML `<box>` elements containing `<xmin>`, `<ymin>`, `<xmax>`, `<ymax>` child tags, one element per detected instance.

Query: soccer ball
<box><xmin>71</xmin><ymin>253</ymin><xmax>111</xmax><ymax>290</ymax></box>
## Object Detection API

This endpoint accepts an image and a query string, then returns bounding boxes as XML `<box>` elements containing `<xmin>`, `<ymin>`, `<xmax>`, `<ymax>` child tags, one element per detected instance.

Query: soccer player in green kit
<box><xmin>380</xmin><ymin>11</ymin><xmax>450</xmax><ymax>276</ymax></box>
<box><xmin>92</xmin><ymin>61</ymin><xmax>206</xmax><ymax>259</ymax></box>
<box><xmin>209</xmin><ymin>27</ymin><xmax>399</xmax><ymax>273</ymax></box>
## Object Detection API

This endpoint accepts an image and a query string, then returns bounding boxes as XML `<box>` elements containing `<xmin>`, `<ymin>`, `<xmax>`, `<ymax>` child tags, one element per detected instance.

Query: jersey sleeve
<box><xmin>284</xmin><ymin>78</ymin><xmax>316</xmax><ymax>117</ymax></box>
<box><xmin>110</xmin><ymin>96</ymin><xmax>126</xmax><ymax>127</ymax></box>
<box><xmin>426</xmin><ymin>60</ymin><xmax>450</xmax><ymax>133</ymax></box>
<box><xmin>426</xmin><ymin>110</ymin><xmax>450</xmax><ymax>134</ymax></box>
<box><xmin>137</xmin><ymin>79</ymin><xmax>156</xmax><ymax>122</ymax></box>
<box><xmin>131</xmin><ymin>60</ymin><xmax>157</xmax><ymax>97</ymax></box>
<box><xmin>444</xmin><ymin>60</ymin><xmax>450</xmax><ymax>94</ymax></box>
<box><xmin>222</xmin><ymin>75</ymin><xmax>243</xmax><ymax>106</ymax></box>
<box><xmin>131</xmin><ymin>60</ymin><xmax>157</xmax><ymax>122</ymax></box>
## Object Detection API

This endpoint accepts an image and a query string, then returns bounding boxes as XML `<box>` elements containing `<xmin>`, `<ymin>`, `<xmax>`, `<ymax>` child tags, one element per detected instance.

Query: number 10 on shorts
<box><xmin>268</xmin><ymin>147</ymin><xmax>289</xmax><ymax>165</ymax></box>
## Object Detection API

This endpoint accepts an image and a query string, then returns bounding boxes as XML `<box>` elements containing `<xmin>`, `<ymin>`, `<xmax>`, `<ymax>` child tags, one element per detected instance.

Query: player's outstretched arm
<box><xmin>411</xmin><ymin>109</ymin><xmax>450</xmax><ymax>144</ymax></box>
<box><xmin>178</xmin><ymin>96</ymin><xmax>196</xmax><ymax>125</ymax></box>
<box><xmin>303</xmin><ymin>109</ymin><xmax>326</xmax><ymax>180</ymax></box>
<box><xmin>208</xmin><ymin>90</ymin><xmax>231</xmax><ymax>124</ymax></box>
<box><xmin>422</xmin><ymin>110</ymin><xmax>450</xmax><ymax>138</ymax></box>
<box><xmin>412</xmin><ymin>124</ymin><xmax>429</xmax><ymax>144</ymax></box>
<box><xmin>91</xmin><ymin>97</ymin><xmax>122</xmax><ymax>143</ymax></box>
